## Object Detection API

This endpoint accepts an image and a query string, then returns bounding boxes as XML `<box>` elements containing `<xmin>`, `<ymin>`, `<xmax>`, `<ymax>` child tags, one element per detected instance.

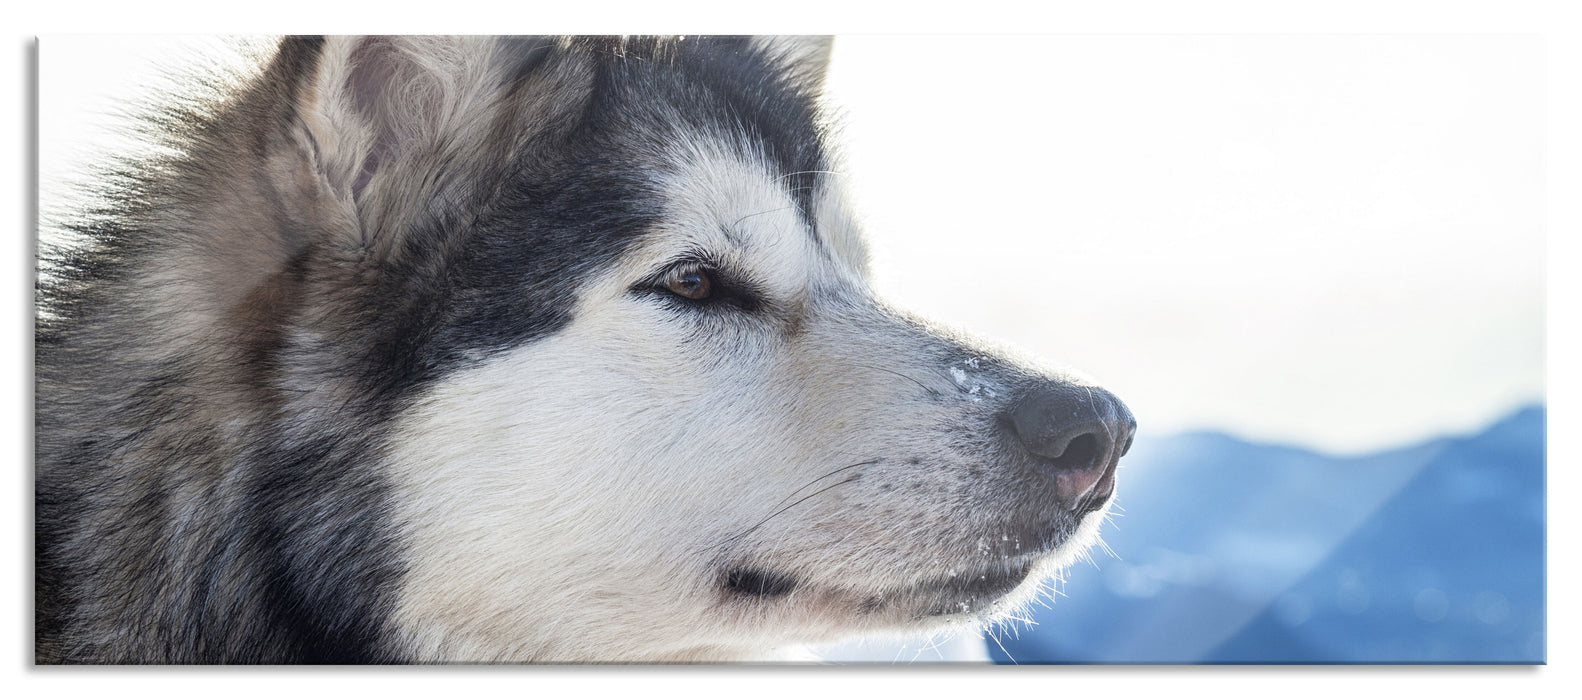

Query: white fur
<box><xmin>385</xmin><ymin>142</ymin><xmax>1112</xmax><ymax>662</ymax></box>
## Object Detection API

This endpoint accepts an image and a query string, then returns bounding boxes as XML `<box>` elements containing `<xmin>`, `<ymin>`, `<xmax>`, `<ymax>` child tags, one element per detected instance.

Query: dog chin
<box><xmin>937</xmin><ymin>498</ymin><xmax>1111</xmax><ymax>621</ymax></box>
<box><xmin>768</xmin><ymin>495</ymin><xmax>1115</xmax><ymax>636</ymax></box>
<box><xmin>921</xmin><ymin>498</ymin><xmax>1113</xmax><ymax>623</ymax></box>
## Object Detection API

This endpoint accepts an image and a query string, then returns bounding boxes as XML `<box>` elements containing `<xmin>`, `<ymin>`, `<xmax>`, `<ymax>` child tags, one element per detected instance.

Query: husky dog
<box><xmin>35</xmin><ymin>36</ymin><xmax>1135</xmax><ymax>664</ymax></box>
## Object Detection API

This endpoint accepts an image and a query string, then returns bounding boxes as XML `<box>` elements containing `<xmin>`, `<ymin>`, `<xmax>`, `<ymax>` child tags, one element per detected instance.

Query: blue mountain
<box><xmin>987</xmin><ymin>405</ymin><xmax>1545</xmax><ymax>664</ymax></box>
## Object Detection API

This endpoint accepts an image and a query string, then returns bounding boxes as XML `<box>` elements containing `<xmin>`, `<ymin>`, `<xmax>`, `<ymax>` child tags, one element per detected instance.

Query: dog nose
<box><xmin>1004</xmin><ymin>384</ymin><xmax>1135</xmax><ymax>508</ymax></box>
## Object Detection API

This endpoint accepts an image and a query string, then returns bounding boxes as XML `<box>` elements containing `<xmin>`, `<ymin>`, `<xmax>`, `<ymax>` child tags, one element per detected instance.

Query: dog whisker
<box><xmin>855</xmin><ymin>364</ymin><xmax>940</xmax><ymax>397</ymax></box>
<box><xmin>729</xmin><ymin>205</ymin><xmax>796</xmax><ymax>229</ymax></box>
<box><xmin>987</xmin><ymin>625</ymin><xmax>1018</xmax><ymax>665</ymax></box>
<box><xmin>762</xmin><ymin>459</ymin><xmax>879</xmax><ymax>515</ymax></box>
<box><xmin>774</xmin><ymin>169</ymin><xmax>840</xmax><ymax>182</ymax></box>
<box><xmin>717</xmin><ymin>470</ymin><xmax>868</xmax><ymax>549</ymax></box>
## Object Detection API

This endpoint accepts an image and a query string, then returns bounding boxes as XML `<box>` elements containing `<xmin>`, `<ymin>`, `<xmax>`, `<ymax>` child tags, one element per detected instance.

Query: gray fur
<box><xmin>36</xmin><ymin>35</ymin><xmax>1134</xmax><ymax>664</ymax></box>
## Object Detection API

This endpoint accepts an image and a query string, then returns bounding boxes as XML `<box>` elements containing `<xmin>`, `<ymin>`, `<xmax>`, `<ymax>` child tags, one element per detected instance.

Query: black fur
<box><xmin>723</xmin><ymin>568</ymin><xmax>799</xmax><ymax>598</ymax></box>
<box><xmin>36</xmin><ymin>35</ymin><xmax>833</xmax><ymax>664</ymax></box>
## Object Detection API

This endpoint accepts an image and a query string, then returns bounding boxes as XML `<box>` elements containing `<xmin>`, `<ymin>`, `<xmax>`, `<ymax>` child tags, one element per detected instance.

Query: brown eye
<box><xmin>664</xmin><ymin>266</ymin><xmax>712</xmax><ymax>300</ymax></box>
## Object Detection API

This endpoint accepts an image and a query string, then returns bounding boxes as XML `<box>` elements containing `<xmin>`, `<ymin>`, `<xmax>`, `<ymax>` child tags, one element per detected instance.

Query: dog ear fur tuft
<box><xmin>749</xmin><ymin>36</ymin><xmax>835</xmax><ymax>94</ymax></box>
<box><xmin>293</xmin><ymin>36</ymin><xmax>569</xmax><ymax>256</ymax></box>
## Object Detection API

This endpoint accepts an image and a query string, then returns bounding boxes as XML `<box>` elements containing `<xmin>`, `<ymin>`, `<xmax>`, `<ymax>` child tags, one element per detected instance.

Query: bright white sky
<box><xmin>826</xmin><ymin>35</ymin><xmax>1544</xmax><ymax>453</ymax></box>
<box><xmin>40</xmin><ymin>35</ymin><xmax>1545</xmax><ymax>453</ymax></box>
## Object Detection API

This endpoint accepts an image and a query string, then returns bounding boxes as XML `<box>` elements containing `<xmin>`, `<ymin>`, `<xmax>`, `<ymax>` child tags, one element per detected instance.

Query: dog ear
<box><xmin>749</xmin><ymin>36</ymin><xmax>834</xmax><ymax>95</ymax></box>
<box><xmin>293</xmin><ymin>35</ymin><xmax>577</xmax><ymax>257</ymax></box>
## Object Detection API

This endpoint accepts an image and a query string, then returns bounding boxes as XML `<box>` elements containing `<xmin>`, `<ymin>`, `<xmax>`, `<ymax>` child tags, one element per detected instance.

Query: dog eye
<box><xmin>644</xmin><ymin>261</ymin><xmax>763</xmax><ymax>313</ymax></box>
<box><xmin>661</xmin><ymin>264</ymin><xmax>713</xmax><ymax>300</ymax></box>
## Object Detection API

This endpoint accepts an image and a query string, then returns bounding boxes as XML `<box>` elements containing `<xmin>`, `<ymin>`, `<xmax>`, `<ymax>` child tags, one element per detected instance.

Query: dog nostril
<box><xmin>1048</xmin><ymin>432</ymin><xmax>1101</xmax><ymax>472</ymax></box>
<box><xmin>1003</xmin><ymin>384</ymin><xmax>1132</xmax><ymax>506</ymax></box>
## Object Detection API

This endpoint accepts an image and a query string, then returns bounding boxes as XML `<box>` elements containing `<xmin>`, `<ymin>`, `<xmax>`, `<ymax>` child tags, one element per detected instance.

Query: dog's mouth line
<box><xmin>716</xmin><ymin>514</ymin><xmax>1093</xmax><ymax>609</ymax></box>
<box><xmin>720</xmin><ymin>555</ymin><xmax>1040</xmax><ymax>614</ymax></box>
<box><xmin>909</xmin><ymin>559</ymin><xmax>1035</xmax><ymax>600</ymax></box>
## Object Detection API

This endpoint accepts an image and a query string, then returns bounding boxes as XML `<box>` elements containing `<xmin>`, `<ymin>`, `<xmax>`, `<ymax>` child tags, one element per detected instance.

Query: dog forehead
<box><xmin>640</xmin><ymin>141</ymin><xmax>846</xmax><ymax>284</ymax></box>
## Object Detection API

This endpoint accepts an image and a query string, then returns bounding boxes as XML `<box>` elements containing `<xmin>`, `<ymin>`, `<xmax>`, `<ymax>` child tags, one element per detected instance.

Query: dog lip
<box><xmin>912</xmin><ymin>559</ymin><xmax>1037</xmax><ymax>616</ymax></box>
<box><xmin>928</xmin><ymin>561</ymin><xmax>1031</xmax><ymax>597</ymax></box>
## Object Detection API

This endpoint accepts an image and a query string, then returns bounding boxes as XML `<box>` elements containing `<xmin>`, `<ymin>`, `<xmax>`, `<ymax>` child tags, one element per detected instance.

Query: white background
<box><xmin>827</xmin><ymin>34</ymin><xmax>1543</xmax><ymax>452</ymax></box>
<box><xmin>9</xmin><ymin>0</ymin><xmax>1578</xmax><ymax>698</ymax></box>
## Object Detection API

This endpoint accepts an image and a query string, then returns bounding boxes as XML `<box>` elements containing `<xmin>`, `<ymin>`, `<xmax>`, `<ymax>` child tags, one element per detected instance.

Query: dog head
<box><xmin>235</xmin><ymin>36</ymin><xmax>1135</xmax><ymax>661</ymax></box>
